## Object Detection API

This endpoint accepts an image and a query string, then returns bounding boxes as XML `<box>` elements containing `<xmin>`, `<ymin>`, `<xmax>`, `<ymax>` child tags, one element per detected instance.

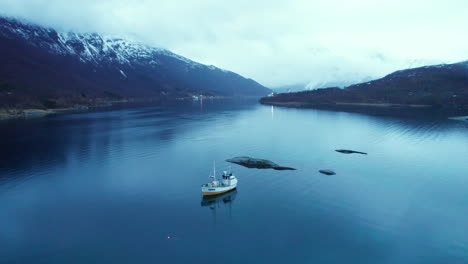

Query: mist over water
<box><xmin>1</xmin><ymin>100</ymin><xmax>467</xmax><ymax>263</ymax></box>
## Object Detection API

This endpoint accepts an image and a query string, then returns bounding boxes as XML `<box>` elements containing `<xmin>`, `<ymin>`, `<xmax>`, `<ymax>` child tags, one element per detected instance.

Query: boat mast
<box><xmin>213</xmin><ymin>160</ymin><xmax>216</xmax><ymax>180</ymax></box>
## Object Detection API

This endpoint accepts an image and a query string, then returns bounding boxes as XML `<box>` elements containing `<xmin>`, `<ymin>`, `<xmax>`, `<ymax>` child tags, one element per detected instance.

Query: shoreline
<box><xmin>0</xmin><ymin>96</ymin><xmax>263</xmax><ymax>120</ymax></box>
<box><xmin>260</xmin><ymin>101</ymin><xmax>435</xmax><ymax>108</ymax></box>
<box><xmin>260</xmin><ymin>101</ymin><xmax>468</xmax><ymax>119</ymax></box>
<box><xmin>0</xmin><ymin>106</ymin><xmax>92</xmax><ymax>120</ymax></box>
<box><xmin>0</xmin><ymin>99</ymin><xmax>131</xmax><ymax>120</ymax></box>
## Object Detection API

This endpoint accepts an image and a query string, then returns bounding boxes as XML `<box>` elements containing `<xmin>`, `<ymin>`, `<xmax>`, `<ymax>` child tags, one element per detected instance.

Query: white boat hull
<box><xmin>201</xmin><ymin>183</ymin><xmax>237</xmax><ymax>196</ymax></box>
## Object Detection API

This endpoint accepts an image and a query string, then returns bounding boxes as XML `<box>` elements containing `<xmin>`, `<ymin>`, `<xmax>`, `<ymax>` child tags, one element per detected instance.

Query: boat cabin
<box><xmin>222</xmin><ymin>170</ymin><xmax>234</xmax><ymax>179</ymax></box>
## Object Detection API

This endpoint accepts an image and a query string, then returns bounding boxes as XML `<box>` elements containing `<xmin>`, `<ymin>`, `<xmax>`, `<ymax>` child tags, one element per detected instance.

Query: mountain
<box><xmin>271</xmin><ymin>83</ymin><xmax>307</xmax><ymax>93</ymax></box>
<box><xmin>0</xmin><ymin>16</ymin><xmax>270</xmax><ymax>109</ymax></box>
<box><xmin>261</xmin><ymin>61</ymin><xmax>468</xmax><ymax>109</ymax></box>
<box><xmin>271</xmin><ymin>79</ymin><xmax>372</xmax><ymax>94</ymax></box>
<box><xmin>305</xmin><ymin>79</ymin><xmax>371</xmax><ymax>90</ymax></box>
<box><xmin>270</xmin><ymin>76</ymin><xmax>373</xmax><ymax>95</ymax></box>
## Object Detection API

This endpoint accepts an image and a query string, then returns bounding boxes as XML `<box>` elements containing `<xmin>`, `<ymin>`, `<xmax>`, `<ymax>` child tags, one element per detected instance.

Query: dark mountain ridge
<box><xmin>261</xmin><ymin>61</ymin><xmax>468</xmax><ymax>108</ymax></box>
<box><xmin>0</xmin><ymin>16</ymin><xmax>270</xmax><ymax>109</ymax></box>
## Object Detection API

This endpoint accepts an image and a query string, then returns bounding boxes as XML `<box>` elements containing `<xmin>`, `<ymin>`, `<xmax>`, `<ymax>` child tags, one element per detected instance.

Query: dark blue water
<box><xmin>1</xmin><ymin>100</ymin><xmax>467</xmax><ymax>263</ymax></box>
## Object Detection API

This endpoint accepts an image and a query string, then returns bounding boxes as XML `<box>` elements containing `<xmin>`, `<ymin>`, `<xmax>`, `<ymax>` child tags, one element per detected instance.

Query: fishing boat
<box><xmin>201</xmin><ymin>162</ymin><xmax>237</xmax><ymax>196</ymax></box>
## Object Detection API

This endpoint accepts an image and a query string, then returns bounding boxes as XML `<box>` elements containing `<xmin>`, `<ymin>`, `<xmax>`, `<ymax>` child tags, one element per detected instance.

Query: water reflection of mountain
<box><xmin>0</xmin><ymin>100</ymin><xmax>257</xmax><ymax>182</ymax></box>
<box><xmin>2</xmin><ymin>99</ymin><xmax>467</xmax><ymax>186</ymax></box>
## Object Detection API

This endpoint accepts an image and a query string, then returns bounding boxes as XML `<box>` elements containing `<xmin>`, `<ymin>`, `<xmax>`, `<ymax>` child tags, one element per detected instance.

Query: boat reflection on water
<box><xmin>201</xmin><ymin>189</ymin><xmax>237</xmax><ymax>223</ymax></box>
<box><xmin>201</xmin><ymin>188</ymin><xmax>237</xmax><ymax>207</ymax></box>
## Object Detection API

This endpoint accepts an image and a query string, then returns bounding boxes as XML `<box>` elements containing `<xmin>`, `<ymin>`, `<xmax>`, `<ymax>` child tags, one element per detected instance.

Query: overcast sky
<box><xmin>1</xmin><ymin>0</ymin><xmax>468</xmax><ymax>87</ymax></box>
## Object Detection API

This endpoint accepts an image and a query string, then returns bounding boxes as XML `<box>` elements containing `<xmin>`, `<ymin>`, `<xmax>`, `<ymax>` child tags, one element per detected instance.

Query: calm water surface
<box><xmin>1</xmin><ymin>100</ymin><xmax>467</xmax><ymax>263</ymax></box>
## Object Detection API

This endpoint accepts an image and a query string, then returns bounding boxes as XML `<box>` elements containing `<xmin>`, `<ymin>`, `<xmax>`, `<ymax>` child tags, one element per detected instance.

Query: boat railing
<box><xmin>202</xmin><ymin>182</ymin><xmax>232</xmax><ymax>187</ymax></box>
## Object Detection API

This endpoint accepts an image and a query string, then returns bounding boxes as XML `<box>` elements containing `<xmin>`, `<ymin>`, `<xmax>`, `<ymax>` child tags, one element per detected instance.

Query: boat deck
<box><xmin>201</xmin><ymin>183</ymin><xmax>233</xmax><ymax>187</ymax></box>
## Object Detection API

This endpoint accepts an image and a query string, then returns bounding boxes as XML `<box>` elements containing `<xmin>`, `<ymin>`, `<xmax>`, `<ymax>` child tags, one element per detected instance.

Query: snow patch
<box><xmin>1</xmin><ymin>16</ymin><xmax>231</xmax><ymax>73</ymax></box>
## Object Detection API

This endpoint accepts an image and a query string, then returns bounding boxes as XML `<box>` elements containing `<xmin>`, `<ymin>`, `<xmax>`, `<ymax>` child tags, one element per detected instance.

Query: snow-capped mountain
<box><xmin>0</xmin><ymin>16</ymin><xmax>270</xmax><ymax>108</ymax></box>
<box><xmin>305</xmin><ymin>78</ymin><xmax>372</xmax><ymax>90</ymax></box>
<box><xmin>1</xmin><ymin>17</ymin><xmax>208</xmax><ymax>68</ymax></box>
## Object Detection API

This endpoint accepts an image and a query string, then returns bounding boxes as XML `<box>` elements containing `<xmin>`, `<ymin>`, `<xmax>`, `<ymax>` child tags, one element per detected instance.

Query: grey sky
<box><xmin>1</xmin><ymin>0</ymin><xmax>468</xmax><ymax>87</ymax></box>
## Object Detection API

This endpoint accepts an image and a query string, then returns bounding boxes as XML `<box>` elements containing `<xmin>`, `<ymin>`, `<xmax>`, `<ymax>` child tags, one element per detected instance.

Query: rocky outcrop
<box><xmin>335</xmin><ymin>149</ymin><xmax>367</xmax><ymax>155</ymax></box>
<box><xmin>226</xmin><ymin>157</ymin><xmax>296</xmax><ymax>170</ymax></box>
<box><xmin>319</xmin><ymin>170</ymin><xmax>336</xmax><ymax>175</ymax></box>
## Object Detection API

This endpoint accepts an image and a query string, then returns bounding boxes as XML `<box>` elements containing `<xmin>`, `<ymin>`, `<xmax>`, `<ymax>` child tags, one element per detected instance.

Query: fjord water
<box><xmin>1</xmin><ymin>100</ymin><xmax>467</xmax><ymax>264</ymax></box>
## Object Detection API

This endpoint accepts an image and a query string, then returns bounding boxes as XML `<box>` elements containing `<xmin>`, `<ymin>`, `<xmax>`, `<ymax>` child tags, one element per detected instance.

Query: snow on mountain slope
<box><xmin>0</xmin><ymin>16</ymin><xmax>270</xmax><ymax>108</ymax></box>
<box><xmin>0</xmin><ymin>16</ymin><xmax>213</xmax><ymax>70</ymax></box>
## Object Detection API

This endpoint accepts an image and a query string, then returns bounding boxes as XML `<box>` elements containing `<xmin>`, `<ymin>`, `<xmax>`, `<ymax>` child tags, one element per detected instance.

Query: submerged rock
<box><xmin>319</xmin><ymin>170</ymin><xmax>336</xmax><ymax>175</ymax></box>
<box><xmin>335</xmin><ymin>149</ymin><xmax>367</xmax><ymax>155</ymax></box>
<box><xmin>226</xmin><ymin>156</ymin><xmax>296</xmax><ymax>170</ymax></box>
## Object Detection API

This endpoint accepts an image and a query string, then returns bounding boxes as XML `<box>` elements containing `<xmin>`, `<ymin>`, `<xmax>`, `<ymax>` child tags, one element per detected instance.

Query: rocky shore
<box><xmin>0</xmin><ymin>107</ymin><xmax>87</xmax><ymax>120</ymax></box>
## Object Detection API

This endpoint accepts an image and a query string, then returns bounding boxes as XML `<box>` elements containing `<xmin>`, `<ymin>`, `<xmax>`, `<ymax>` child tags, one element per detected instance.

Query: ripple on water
<box><xmin>1</xmin><ymin>102</ymin><xmax>468</xmax><ymax>263</ymax></box>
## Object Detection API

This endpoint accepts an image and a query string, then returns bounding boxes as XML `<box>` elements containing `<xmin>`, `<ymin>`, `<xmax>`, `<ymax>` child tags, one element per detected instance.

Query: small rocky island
<box><xmin>335</xmin><ymin>149</ymin><xmax>367</xmax><ymax>155</ymax></box>
<box><xmin>226</xmin><ymin>157</ymin><xmax>296</xmax><ymax>170</ymax></box>
<box><xmin>319</xmin><ymin>170</ymin><xmax>336</xmax><ymax>175</ymax></box>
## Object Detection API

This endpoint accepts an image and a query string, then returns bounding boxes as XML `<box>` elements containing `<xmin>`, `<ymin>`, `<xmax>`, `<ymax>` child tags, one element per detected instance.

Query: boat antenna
<box><xmin>209</xmin><ymin>160</ymin><xmax>216</xmax><ymax>179</ymax></box>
